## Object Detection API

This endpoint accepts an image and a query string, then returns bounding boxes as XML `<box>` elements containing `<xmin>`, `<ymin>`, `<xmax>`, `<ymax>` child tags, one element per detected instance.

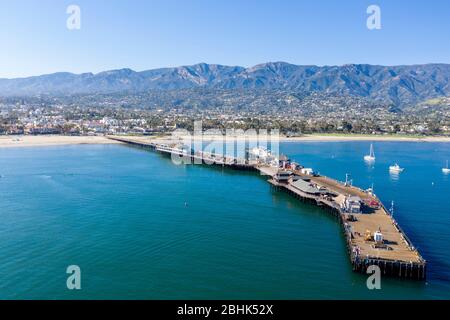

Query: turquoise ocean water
<box><xmin>0</xmin><ymin>141</ymin><xmax>449</xmax><ymax>299</ymax></box>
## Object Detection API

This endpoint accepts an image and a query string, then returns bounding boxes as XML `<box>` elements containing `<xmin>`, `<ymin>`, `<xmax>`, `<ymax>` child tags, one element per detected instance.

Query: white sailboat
<box><xmin>443</xmin><ymin>160</ymin><xmax>450</xmax><ymax>174</ymax></box>
<box><xmin>364</xmin><ymin>144</ymin><xmax>376</xmax><ymax>162</ymax></box>
<box><xmin>389</xmin><ymin>163</ymin><xmax>404</xmax><ymax>173</ymax></box>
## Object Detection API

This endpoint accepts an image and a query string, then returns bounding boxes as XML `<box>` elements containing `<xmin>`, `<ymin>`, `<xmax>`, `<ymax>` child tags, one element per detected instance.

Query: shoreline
<box><xmin>0</xmin><ymin>135</ymin><xmax>121</xmax><ymax>148</ymax></box>
<box><xmin>280</xmin><ymin>134</ymin><xmax>450</xmax><ymax>142</ymax></box>
<box><xmin>146</xmin><ymin>134</ymin><xmax>450</xmax><ymax>143</ymax></box>
<box><xmin>0</xmin><ymin>134</ymin><xmax>449</xmax><ymax>148</ymax></box>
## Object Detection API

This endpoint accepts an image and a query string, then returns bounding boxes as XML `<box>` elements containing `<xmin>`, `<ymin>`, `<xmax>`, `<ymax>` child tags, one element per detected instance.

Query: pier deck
<box><xmin>108</xmin><ymin>135</ymin><xmax>426</xmax><ymax>279</ymax></box>
<box><xmin>306</xmin><ymin>175</ymin><xmax>422</xmax><ymax>262</ymax></box>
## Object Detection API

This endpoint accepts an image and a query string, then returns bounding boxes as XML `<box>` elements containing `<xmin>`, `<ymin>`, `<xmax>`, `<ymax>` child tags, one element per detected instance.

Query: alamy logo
<box><xmin>366</xmin><ymin>265</ymin><xmax>381</xmax><ymax>290</ymax></box>
<box><xmin>367</xmin><ymin>5</ymin><xmax>382</xmax><ymax>30</ymax></box>
<box><xmin>66</xmin><ymin>265</ymin><xmax>81</xmax><ymax>290</ymax></box>
<box><xmin>66</xmin><ymin>5</ymin><xmax>81</xmax><ymax>30</ymax></box>
<box><xmin>168</xmin><ymin>121</ymin><xmax>280</xmax><ymax>169</ymax></box>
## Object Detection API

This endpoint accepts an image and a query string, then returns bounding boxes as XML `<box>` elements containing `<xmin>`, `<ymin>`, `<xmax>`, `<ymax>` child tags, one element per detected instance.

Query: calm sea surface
<box><xmin>0</xmin><ymin>141</ymin><xmax>449</xmax><ymax>299</ymax></box>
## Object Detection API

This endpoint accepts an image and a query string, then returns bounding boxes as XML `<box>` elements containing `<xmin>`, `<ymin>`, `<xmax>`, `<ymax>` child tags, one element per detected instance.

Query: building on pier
<box><xmin>300</xmin><ymin>168</ymin><xmax>315</xmax><ymax>175</ymax></box>
<box><xmin>342</xmin><ymin>196</ymin><xmax>362</xmax><ymax>214</ymax></box>
<box><xmin>273</xmin><ymin>170</ymin><xmax>293</xmax><ymax>183</ymax></box>
<box><xmin>291</xmin><ymin>178</ymin><xmax>328</xmax><ymax>196</ymax></box>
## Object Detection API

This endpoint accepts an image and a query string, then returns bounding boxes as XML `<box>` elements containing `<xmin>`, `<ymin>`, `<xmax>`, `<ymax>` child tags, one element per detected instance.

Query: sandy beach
<box><xmin>143</xmin><ymin>134</ymin><xmax>450</xmax><ymax>144</ymax></box>
<box><xmin>0</xmin><ymin>135</ymin><xmax>121</xmax><ymax>148</ymax></box>
<box><xmin>1</xmin><ymin>134</ymin><xmax>449</xmax><ymax>148</ymax></box>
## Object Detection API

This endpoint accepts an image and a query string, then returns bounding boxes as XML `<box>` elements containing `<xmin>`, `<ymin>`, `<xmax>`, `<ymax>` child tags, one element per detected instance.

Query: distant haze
<box><xmin>1</xmin><ymin>62</ymin><xmax>450</xmax><ymax>107</ymax></box>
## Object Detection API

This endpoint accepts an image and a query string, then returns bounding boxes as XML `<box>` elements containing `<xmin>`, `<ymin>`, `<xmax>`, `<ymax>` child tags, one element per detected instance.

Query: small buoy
<box><xmin>431</xmin><ymin>182</ymin><xmax>434</xmax><ymax>186</ymax></box>
<box><xmin>184</xmin><ymin>202</ymin><xmax>188</xmax><ymax>207</ymax></box>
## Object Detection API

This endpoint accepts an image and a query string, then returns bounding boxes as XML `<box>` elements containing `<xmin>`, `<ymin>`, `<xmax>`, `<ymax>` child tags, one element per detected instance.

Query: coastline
<box><xmin>0</xmin><ymin>135</ymin><xmax>121</xmax><ymax>148</ymax></box>
<box><xmin>146</xmin><ymin>134</ymin><xmax>450</xmax><ymax>143</ymax></box>
<box><xmin>281</xmin><ymin>134</ymin><xmax>450</xmax><ymax>142</ymax></box>
<box><xmin>0</xmin><ymin>134</ymin><xmax>449</xmax><ymax>149</ymax></box>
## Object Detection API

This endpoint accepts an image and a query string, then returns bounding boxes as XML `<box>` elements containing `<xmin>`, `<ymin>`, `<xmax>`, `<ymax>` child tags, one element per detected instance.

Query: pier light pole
<box><xmin>345</xmin><ymin>173</ymin><xmax>352</xmax><ymax>187</ymax></box>
<box><xmin>390</xmin><ymin>201</ymin><xmax>395</xmax><ymax>216</ymax></box>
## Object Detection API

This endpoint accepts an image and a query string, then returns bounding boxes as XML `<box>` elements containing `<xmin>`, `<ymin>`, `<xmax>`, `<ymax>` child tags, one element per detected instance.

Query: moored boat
<box><xmin>364</xmin><ymin>143</ymin><xmax>376</xmax><ymax>162</ymax></box>
<box><xmin>389</xmin><ymin>163</ymin><xmax>404</xmax><ymax>173</ymax></box>
<box><xmin>443</xmin><ymin>160</ymin><xmax>450</xmax><ymax>174</ymax></box>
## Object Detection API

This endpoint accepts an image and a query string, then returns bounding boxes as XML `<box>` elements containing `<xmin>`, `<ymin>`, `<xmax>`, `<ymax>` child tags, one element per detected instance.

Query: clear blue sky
<box><xmin>1</xmin><ymin>0</ymin><xmax>449</xmax><ymax>78</ymax></box>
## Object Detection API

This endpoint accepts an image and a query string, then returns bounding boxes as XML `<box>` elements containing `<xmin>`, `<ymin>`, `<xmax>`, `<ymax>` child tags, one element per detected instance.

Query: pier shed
<box><xmin>291</xmin><ymin>179</ymin><xmax>328</xmax><ymax>195</ymax></box>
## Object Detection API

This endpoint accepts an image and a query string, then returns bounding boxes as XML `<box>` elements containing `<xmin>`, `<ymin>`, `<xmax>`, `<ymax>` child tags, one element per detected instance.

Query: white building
<box><xmin>342</xmin><ymin>196</ymin><xmax>362</xmax><ymax>213</ymax></box>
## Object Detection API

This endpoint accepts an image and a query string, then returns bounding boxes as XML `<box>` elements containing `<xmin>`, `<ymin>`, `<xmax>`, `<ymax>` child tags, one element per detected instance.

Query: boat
<box><xmin>364</xmin><ymin>144</ymin><xmax>376</xmax><ymax>162</ymax></box>
<box><xmin>443</xmin><ymin>160</ymin><xmax>450</xmax><ymax>174</ymax></box>
<box><xmin>389</xmin><ymin>163</ymin><xmax>404</xmax><ymax>173</ymax></box>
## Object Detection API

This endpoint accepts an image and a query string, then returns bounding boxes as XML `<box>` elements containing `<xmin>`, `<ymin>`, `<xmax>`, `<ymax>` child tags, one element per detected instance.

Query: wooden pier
<box><xmin>108</xmin><ymin>135</ymin><xmax>426</xmax><ymax>280</ymax></box>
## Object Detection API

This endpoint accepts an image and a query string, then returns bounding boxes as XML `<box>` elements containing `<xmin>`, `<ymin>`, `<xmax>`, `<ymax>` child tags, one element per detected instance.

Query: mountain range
<box><xmin>1</xmin><ymin>62</ymin><xmax>450</xmax><ymax>106</ymax></box>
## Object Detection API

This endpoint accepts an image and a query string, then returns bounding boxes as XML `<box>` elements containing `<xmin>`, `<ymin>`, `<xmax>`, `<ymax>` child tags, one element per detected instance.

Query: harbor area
<box><xmin>107</xmin><ymin>135</ymin><xmax>427</xmax><ymax>279</ymax></box>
